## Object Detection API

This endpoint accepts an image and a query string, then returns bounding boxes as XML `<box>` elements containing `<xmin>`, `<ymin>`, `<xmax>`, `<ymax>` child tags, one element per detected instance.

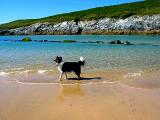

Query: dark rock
<box><xmin>63</xmin><ymin>40</ymin><xmax>76</xmax><ymax>43</ymax></box>
<box><xmin>109</xmin><ymin>40</ymin><xmax>134</xmax><ymax>45</ymax></box>
<box><xmin>109</xmin><ymin>40</ymin><xmax>122</xmax><ymax>44</ymax></box>
<box><xmin>86</xmin><ymin>41</ymin><xmax>104</xmax><ymax>44</ymax></box>
<box><xmin>124</xmin><ymin>41</ymin><xmax>133</xmax><ymax>45</ymax></box>
<box><xmin>49</xmin><ymin>40</ymin><xmax>62</xmax><ymax>43</ymax></box>
<box><xmin>117</xmin><ymin>40</ymin><xmax>122</xmax><ymax>44</ymax></box>
<box><xmin>0</xmin><ymin>30</ymin><xmax>11</xmax><ymax>35</ymax></box>
<box><xmin>95</xmin><ymin>41</ymin><xmax>104</xmax><ymax>44</ymax></box>
<box><xmin>39</xmin><ymin>40</ymin><xmax>44</xmax><ymax>42</ymax></box>
<box><xmin>22</xmin><ymin>37</ymin><xmax>32</xmax><ymax>42</ymax></box>
<box><xmin>44</xmin><ymin>40</ymin><xmax>48</xmax><ymax>42</ymax></box>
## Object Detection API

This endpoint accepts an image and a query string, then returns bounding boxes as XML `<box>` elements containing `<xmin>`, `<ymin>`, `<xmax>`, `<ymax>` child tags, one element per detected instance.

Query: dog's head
<box><xmin>54</xmin><ymin>56</ymin><xmax>62</xmax><ymax>65</ymax></box>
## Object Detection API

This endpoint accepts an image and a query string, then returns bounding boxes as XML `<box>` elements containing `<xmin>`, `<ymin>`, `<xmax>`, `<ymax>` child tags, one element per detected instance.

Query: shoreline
<box><xmin>1</xmin><ymin>30</ymin><xmax>160</xmax><ymax>36</ymax></box>
<box><xmin>1</xmin><ymin>69</ymin><xmax>160</xmax><ymax>89</ymax></box>
<box><xmin>1</xmin><ymin>33</ymin><xmax>160</xmax><ymax>36</ymax></box>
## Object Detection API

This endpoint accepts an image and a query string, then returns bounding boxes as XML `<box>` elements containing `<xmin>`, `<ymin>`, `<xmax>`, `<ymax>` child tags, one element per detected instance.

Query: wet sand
<box><xmin>0</xmin><ymin>71</ymin><xmax>160</xmax><ymax>120</ymax></box>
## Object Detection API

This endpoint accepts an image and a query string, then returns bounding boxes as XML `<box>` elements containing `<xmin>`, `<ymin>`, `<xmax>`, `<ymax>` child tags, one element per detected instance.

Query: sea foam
<box><xmin>38</xmin><ymin>70</ymin><xmax>46</xmax><ymax>74</ymax></box>
<box><xmin>0</xmin><ymin>72</ymin><xmax>8</xmax><ymax>76</ymax></box>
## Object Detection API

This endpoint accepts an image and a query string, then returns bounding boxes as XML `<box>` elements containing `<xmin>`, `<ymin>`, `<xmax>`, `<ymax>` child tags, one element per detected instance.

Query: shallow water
<box><xmin>0</xmin><ymin>35</ymin><xmax>160</xmax><ymax>84</ymax></box>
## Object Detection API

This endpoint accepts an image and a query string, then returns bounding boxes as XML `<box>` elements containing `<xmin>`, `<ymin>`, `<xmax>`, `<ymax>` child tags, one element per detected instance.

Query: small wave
<box><xmin>38</xmin><ymin>70</ymin><xmax>47</xmax><ymax>74</ymax></box>
<box><xmin>124</xmin><ymin>71</ymin><xmax>143</xmax><ymax>78</ymax></box>
<box><xmin>15</xmin><ymin>80</ymin><xmax>59</xmax><ymax>85</ymax></box>
<box><xmin>0</xmin><ymin>69</ymin><xmax>54</xmax><ymax>75</ymax></box>
<box><xmin>12</xmin><ymin>68</ymin><xmax>24</xmax><ymax>71</ymax></box>
<box><xmin>7</xmin><ymin>70</ymin><xmax>32</xmax><ymax>74</ymax></box>
<box><xmin>0</xmin><ymin>72</ymin><xmax>8</xmax><ymax>76</ymax></box>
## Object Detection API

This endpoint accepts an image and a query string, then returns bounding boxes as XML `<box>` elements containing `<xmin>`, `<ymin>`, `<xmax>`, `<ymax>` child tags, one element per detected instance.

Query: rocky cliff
<box><xmin>1</xmin><ymin>14</ymin><xmax>160</xmax><ymax>35</ymax></box>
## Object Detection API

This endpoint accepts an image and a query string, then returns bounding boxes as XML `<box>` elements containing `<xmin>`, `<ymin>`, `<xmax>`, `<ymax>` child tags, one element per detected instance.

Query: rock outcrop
<box><xmin>109</xmin><ymin>40</ymin><xmax>133</xmax><ymax>45</ymax></box>
<box><xmin>22</xmin><ymin>37</ymin><xmax>32</xmax><ymax>42</ymax></box>
<box><xmin>0</xmin><ymin>29</ymin><xmax>12</xmax><ymax>35</ymax></box>
<box><xmin>2</xmin><ymin>14</ymin><xmax>160</xmax><ymax>35</ymax></box>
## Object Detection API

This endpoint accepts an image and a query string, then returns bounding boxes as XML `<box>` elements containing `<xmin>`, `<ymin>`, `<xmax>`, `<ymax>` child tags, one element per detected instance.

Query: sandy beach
<box><xmin>0</xmin><ymin>71</ymin><xmax>160</xmax><ymax>120</ymax></box>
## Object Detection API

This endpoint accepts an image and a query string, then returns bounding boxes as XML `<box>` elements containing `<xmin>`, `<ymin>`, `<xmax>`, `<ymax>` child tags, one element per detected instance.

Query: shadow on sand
<box><xmin>67</xmin><ymin>77</ymin><xmax>102</xmax><ymax>81</ymax></box>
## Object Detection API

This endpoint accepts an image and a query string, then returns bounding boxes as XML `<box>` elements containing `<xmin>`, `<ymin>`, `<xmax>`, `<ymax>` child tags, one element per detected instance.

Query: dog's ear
<box><xmin>53</xmin><ymin>56</ymin><xmax>58</xmax><ymax>61</ymax></box>
<box><xmin>59</xmin><ymin>56</ymin><xmax>62</xmax><ymax>60</ymax></box>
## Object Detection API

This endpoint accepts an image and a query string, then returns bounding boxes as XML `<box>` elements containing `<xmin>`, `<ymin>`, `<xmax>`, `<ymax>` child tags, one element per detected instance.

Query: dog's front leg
<box><xmin>64</xmin><ymin>72</ymin><xmax>67</xmax><ymax>80</ymax></box>
<box><xmin>59</xmin><ymin>72</ymin><xmax>63</xmax><ymax>81</ymax></box>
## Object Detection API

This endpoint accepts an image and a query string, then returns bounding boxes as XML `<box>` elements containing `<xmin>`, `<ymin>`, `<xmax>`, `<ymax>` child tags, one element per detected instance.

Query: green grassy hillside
<box><xmin>0</xmin><ymin>0</ymin><xmax>159</xmax><ymax>29</ymax></box>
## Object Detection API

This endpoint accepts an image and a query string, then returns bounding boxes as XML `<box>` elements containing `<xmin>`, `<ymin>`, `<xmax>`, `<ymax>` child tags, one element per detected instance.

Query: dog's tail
<box><xmin>78</xmin><ymin>56</ymin><xmax>85</xmax><ymax>66</ymax></box>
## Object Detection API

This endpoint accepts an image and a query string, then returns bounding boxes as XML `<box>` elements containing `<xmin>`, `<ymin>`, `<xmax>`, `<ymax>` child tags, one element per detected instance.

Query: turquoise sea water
<box><xmin>0</xmin><ymin>35</ymin><xmax>160</xmax><ymax>75</ymax></box>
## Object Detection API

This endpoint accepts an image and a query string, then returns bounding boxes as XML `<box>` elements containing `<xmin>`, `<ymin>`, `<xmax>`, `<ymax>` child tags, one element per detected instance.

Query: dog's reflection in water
<box><xmin>57</xmin><ymin>83</ymin><xmax>85</xmax><ymax>101</ymax></box>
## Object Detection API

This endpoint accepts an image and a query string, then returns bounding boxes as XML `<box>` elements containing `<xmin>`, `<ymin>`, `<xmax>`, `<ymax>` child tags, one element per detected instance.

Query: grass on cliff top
<box><xmin>0</xmin><ymin>0</ymin><xmax>160</xmax><ymax>29</ymax></box>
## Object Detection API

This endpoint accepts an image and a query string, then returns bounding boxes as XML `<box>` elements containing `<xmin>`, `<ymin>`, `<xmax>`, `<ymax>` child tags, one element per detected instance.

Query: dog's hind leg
<box><xmin>75</xmin><ymin>72</ymin><xmax>81</xmax><ymax>80</ymax></box>
<box><xmin>64</xmin><ymin>72</ymin><xmax>67</xmax><ymax>80</ymax></box>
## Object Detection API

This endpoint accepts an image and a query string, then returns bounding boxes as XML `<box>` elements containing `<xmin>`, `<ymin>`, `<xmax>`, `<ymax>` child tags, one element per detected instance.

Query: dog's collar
<box><xmin>57</xmin><ymin>62</ymin><xmax>64</xmax><ymax>67</ymax></box>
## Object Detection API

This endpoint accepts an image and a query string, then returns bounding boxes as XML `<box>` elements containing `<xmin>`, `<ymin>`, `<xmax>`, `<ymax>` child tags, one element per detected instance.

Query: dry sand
<box><xmin>0</xmin><ymin>72</ymin><xmax>160</xmax><ymax>120</ymax></box>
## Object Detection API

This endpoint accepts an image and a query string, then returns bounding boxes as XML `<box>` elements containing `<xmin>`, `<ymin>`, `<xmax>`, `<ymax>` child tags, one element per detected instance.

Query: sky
<box><xmin>0</xmin><ymin>0</ymin><xmax>142</xmax><ymax>24</ymax></box>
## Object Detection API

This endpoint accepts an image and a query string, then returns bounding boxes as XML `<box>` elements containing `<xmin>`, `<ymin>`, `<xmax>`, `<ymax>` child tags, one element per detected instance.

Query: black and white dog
<box><xmin>54</xmin><ymin>56</ymin><xmax>85</xmax><ymax>81</ymax></box>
